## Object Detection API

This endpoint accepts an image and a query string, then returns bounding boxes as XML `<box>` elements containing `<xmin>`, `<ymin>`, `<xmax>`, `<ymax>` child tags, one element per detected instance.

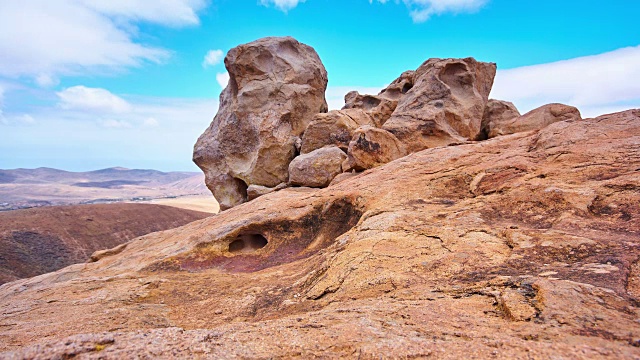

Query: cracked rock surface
<box><xmin>1</xmin><ymin>110</ymin><xmax>640</xmax><ymax>358</ymax></box>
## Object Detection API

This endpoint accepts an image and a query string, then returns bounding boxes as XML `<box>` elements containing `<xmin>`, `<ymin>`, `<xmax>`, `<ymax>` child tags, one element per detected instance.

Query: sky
<box><xmin>1</xmin><ymin>0</ymin><xmax>639</xmax><ymax>172</ymax></box>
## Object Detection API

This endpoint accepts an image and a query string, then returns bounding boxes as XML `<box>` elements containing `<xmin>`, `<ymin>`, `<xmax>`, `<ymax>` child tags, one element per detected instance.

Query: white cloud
<box><xmin>57</xmin><ymin>86</ymin><xmax>133</xmax><ymax>114</ymax></box>
<box><xmin>0</xmin><ymin>0</ymin><xmax>206</xmax><ymax>84</ymax></box>
<box><xmin>203</xmin><ymin>49</ymin><xmax>225</xmax><ymax>68</ymax></box>
<box><xmin>491</xmin><ymin>45</ymin><xmax>640</xmax><ymax>118</ymax></box>
<box><xmin>260</xmin><ymin>0</ymin><xmax>305</xmax><ymax>12</ymax></box>
<box><xmin>143</xmin><ymin>117</ymin><xmax>160</xmax><ymax>127</ymax></box>
<box><xmin>35</xmin><ymin>74</ymin><xmax>59</xmax><ymax>88</ymax></box>
<box><xmin>216</xmin><ymin>72</ymin><xmax>230</xmax><ymax>89</ymax></box>
<box><xmin>371</xmin><ymin>0</ymin><xmax>488</xmax><ymax>22</ymax></box>
<box><xmin>100</xmin><ymin>119</ymin><xmax>133</xmax><ymax>128</ymax></box>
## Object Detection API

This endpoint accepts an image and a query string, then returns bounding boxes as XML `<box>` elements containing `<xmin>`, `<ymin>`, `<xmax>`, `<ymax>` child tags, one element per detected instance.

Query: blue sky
<box><xmin>1</xmin><ymin>0</ymin><xmax>639</xmax><ymax>171</ymax></box>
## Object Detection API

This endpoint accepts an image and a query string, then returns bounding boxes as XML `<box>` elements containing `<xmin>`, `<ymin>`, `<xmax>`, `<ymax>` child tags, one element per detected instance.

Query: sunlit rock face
<box><xmin>193</xmin><ymin>36</ymin><xmax>328</xmax><ymax>210</ymax></box>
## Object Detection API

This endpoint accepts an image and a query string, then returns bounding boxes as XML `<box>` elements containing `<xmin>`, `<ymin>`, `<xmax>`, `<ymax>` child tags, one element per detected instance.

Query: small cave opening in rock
<box><xmin>401</xmin><ymin>82</ymin><xmax>414</xmax><ymax>94</ymax></box>
<box><xmin>228</xmin><ymin>234</ymin><xmax>269</xmax><ymax>254</ymax></box>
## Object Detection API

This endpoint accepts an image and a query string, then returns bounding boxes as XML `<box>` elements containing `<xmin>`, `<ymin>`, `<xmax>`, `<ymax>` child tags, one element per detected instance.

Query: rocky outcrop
<box><xmin>288</xmin><ymin>146</ymin><xmax>347</xmax><ymax>187</ymax></box>
<box><xmin>300</xmin><ymin>109</ymin><xmax>374</xmax><ymax>154</ymax></box>
<box><xmin>488</xmin><ymin>103</ymin><xmax>582</xmax><ymax>138</ymax></box>
<box><xmin>342</xmin><ymin>91</ymin><xmax>397</xmax><ymax>127</ymax></box>
<box><xmin>193</xmin><ymin>37</ymin><xmax>328</xmax><ymax>210</ymax></box>
<box><xmin>382</xmin><ymin>58</ymin><xmax>496</xmax><ymax>152</ymax></box>
<box><xmin>479</xmin><ymin>99</ymin><xmax>520</xmax><ymax>140</ymax></box>
<box><xmin>343</xmin><ymin>126</ymin><xmax>407</xmax><ymax>171</ymax></box>
<box><xmin>2</xmin><ymin>110</ymin><xmax>639</xmax><ymax>358</ymax></box>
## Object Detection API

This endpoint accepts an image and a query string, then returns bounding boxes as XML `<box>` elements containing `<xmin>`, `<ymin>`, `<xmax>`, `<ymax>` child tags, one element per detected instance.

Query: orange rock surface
<box><xmin>1</xmin><ymin>110</ymin><xmax>639</xmax><ymax>358</ymax></box>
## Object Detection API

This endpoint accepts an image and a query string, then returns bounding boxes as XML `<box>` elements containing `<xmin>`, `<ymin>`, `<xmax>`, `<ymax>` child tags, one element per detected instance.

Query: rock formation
<box><xmin>300</xmin><ymin>109</ymin><xmax>374</xmax><ymax>154</ymax></box>
<box><xmin>193</xmin><ymin>37</ymin><xmax>328</xmax><ymax>210</ymax></box>
<box><xmin>2</xmin><ymin>110</ymin><xmax>639</xmax><ymax>358</ymax></box>
<box><xmin>479</xmin><ymin>99</ymin><xmax>521</xmax><ymax>140</ymax></box>
<box><xmin>342</xmin><ymin>125</ymin><xmax>407</xmax><ymax>171</ymax></box>
<box><xmin>487</xmin><ymin>103</ymin><xmax>582</xmax><ymax>138</ymax></box>
<box><xmin>288</xmin><ymin>145</ymin><xmax>347</xmax><ymax>187</ymax></box>
<box><xmin>382</xmin><ymin>57</ymin><xmax>496</xmax><ymax>152</ymax></box>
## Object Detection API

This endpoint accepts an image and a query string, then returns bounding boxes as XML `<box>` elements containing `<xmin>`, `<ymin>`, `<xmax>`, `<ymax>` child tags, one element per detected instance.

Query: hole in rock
<box><xmin>165</xmin><ymin>197</ymin><xmax>364</xmax><ymax>273</ymax></box>
<box><xmin>401</xmin><ymin>83</ymin><xmax>413</xmax><ymax>94</ymax></box>
<box><xmin>229</xmin><ymin>234</ymin><xmax>268</xmax><ymax>253</ymax></box>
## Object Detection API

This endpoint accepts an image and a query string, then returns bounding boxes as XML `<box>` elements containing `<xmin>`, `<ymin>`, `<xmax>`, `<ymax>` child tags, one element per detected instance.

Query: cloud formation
<box><xmin>0</xmin><ymin>1</ymin><xmax>206</xmax><ymax>84</ymax></box>
<box><xmin>371</xmin><ymin>0</ymin><xmax>488</xmax><ymax>22</ymax></box>
<box><xmin>260</xmin><ymin>0</ymin><xmax>305</xmax><ymax>12</ymax></box>
<box><xmin>57</xmin><ymin>86</ymin><xmax>133</xmax><ymax>114</ymax></box>
<box><xmin>491</xmin><ymin>45</ymin><xmax>640</xmax><ymax>117</ymax></box>
<box><xmin>203</xmin><ymin>49</ymin><xmax>225</xmax><ymax>68</ymax></box>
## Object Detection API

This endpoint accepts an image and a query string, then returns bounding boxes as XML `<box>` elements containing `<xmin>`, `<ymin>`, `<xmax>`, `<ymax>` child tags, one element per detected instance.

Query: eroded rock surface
<box><xmin>343</xmin><ymin>125</ymin><xmax>407</xmax><ymax>171</ymax></box>
<box><xmin>288</xmin><ymin>146</ymin><xmax>347</xmax><ymax>187</ymax></box>
<box><xmin>480</xmin><ymin>99</ymin><xmax>521</xmax><ymax>140</ymax></box>
<box><xmin>193</xmin><ymin>37</ymin><xmax>328</xmax><ymax>210</ymax></box>
<box><xmin>489</xmin><ymin>103</ymin><xmax>582</xmax><ymax>138</ymax></box>
<box><xmin>382</xmin><ymin>57</ymin><xmax>496</xmax><ymax>152</ymax></box>
<box><xmin>2</xmin><ymin>110</ymin><xmax>639</xmax><ymax>358</ymax></box>
<box><xmin>300</xmin><ymin>109</ymin><xmax>374</xmax><ymax>154</ymax></box>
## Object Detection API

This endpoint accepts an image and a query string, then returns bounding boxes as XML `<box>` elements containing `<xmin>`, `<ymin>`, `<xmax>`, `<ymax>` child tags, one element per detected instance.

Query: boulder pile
<box><xmin>194</xmin><ymin>37</ymin><xmax>583</xmax><ymax>209</ymax></box>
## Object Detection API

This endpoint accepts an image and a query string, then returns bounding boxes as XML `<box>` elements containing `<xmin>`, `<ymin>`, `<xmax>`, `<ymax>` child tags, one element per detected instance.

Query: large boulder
<box><xmin>300</xmin><ymin>109</ymin><xmax>374</xmax><ymax>154</ymax></box>
<box><xmin>478</xmin><ymin>99</ymin><xmax>521</xmax><ymax>140</ymax></box>
<box><xmin>288</xmin><ymin>146</ymin><xmax>347</xmax><ymax>188</ymax></box>
<box><xmin>382</xmin><ymin>58</ymin><xmax>496</xmax><ymax>152</ymax></box>
<box><xmin>343</xmin><ymin>125</ymin><xmax>407</xmax><ymax>171</ymax></box>
<box><xmin>488</xmin><ymin>103</ymin><xmax>582</xmax><ymax>138</ymax></box>
<box><xmin>193</xmin><ymin>37</ymin><xmax>328</xmax><ymax>210</ymax></box>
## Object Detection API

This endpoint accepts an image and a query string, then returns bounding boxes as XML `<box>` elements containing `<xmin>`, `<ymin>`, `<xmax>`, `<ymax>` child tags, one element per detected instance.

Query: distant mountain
<box><xmin>0</xmin><ymin>167</ymin><xmax>198</xmax><ymax>186</ymax></box>
<box><xmin>0</xmin><ymin>167</ymin><xmax>210</xmax><ymax>211</ymax></box>
<box><xmin>0</xmin><ymin>203</ymin><xmax>211</xmax><ymax>284</ymax></box>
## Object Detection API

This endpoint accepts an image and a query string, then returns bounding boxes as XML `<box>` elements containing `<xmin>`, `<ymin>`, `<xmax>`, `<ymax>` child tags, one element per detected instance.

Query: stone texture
<box><xmin>479</xmin><ymin>99</ymin><xmax>521</xmax><ymax>140</ymax></box>
<box><xmin>288</xmin><ymin>146</ymin><xmax>347</xmax><ymax>187</ymax></box>
<box><xmin>382</xmin><ymin>58</ymin><xmax>496</xmax><ymax>152</ymax></box>
<box><xmin>342</xmin><ymin>91</ymin><xmax>397</xmax><ymax>127</ymax></box>
<box><xmin>300</xmin><ymin>109</ymin><xmax>374</xmax><ymax>154</ymax></box>
<box><xmin>2</xmin><ymin>108</ymin><xmax>640</xmax><ymax>358</ymax></box>
<box><xmin>343</xmin><ymin>125</ymin><xmax>407</xmax><ymax>171</ymax></box>
<box><xmin>193</xmin><ymin>37</ymin><xmax>328</xmax><ymax>210</ymax></box>
<box><xmin>488</xmin><ymin>103</ymin><xmax>582</xmax><ymax>138</ymax></box>
<box><xmin>247</xmin><ymin>183</ymin><xmax>288</xmax><ymax>201</ymax></box>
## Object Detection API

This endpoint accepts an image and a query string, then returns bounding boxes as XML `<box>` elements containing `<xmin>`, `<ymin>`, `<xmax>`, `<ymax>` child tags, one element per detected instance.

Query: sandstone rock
<box><xmin>329</xmin><ymin>171</ymin><xmax>358</xmax><ymax>186</ymax></box>
<box><xmin>382</xmin><ymin>58</ymin><xmax>496</xmax><ymax>152</ymax></box>
<box><xmin>479</xmin><ymin>99</ymin><xmax>520</xmax><ymax>140</ymax></box>
<box><xmin>343</xmin><ymin>125</ymin><xmax>407</xmax><ymax>171</ymax></box>
<box><xmin>343</xmin><ymin>91</ymin><xmax>397</xmax><ymax>127</ymax></box>
<box><xmin>193</xmin><ymin>37</ymin><xmax>328</xmax><ymax>210</ymax></box>
<box><xmin>288</xmin><ymin>146</ymin><xmax>347</xmax><ymax>187</ymax></box>
<box><xmin>1</xmin><ymin>110</ymin><xmax>639</xmax><ymax>358</ymax></box>
<box><xmin>488</xmin><ymin>103</ymin><xmax>582</xmax><ymax>138</ymax></box>
<box><xmin>300</xmin><ymin>109</ymin><xmax>374</xmax><ymax>154</ymax></box>
<box><xmin>247</xmin><ymin>183</ymin><xmax>288</xmax><ymax>201</ymax></box>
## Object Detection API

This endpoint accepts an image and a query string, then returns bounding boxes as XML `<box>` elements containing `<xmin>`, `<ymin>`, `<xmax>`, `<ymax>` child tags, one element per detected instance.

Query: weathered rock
<box><xmin>329</xmin><ymin>171</ymin><xmax>358</xmax><ymax>186</ymax></box>
<box><xmin>247</xmin><ymin>183</ymin><xmax>288</xmax><ymax>201</ymax></box>
<box><xmin>300</xmin><ymin>109</ymin><xmax>374</xmax><ymax>154</ymax></box>
<box><xmin>343</xmin><ymin>91</ymin><xmax>397</xmax><ymax>127</ymax></box>
<box><xmin>288</xmin><ymin>146</ymin><xmax>347</xmax><ymax>187</ymax></box>
<box><xmin>488</xmin><ymin>103</ymin><xmax>582</xmax><ymax>138</ymax></box>
<box><xmin>478</xmin><ymin>99</ymin><xmax>520</xmax><ymax>140</ymax></box>
<box><xmin>382</xmin><ymin>58</ymin><xmax>496</xmax><ymax>152</ymax></box>
<box><xmin>343</xmin><ymin>125</ymin><xmax>407</xmax><ymax>171</ymax></box>
<box><xmin>193</xmin><ymin>37</ymin><xmax>328</xmax><ymax>210</ymax></box>
<box><xmin>1</xmin><ymin>110</ymin><xmax>640</xmax><ymax>358</ymax></box>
